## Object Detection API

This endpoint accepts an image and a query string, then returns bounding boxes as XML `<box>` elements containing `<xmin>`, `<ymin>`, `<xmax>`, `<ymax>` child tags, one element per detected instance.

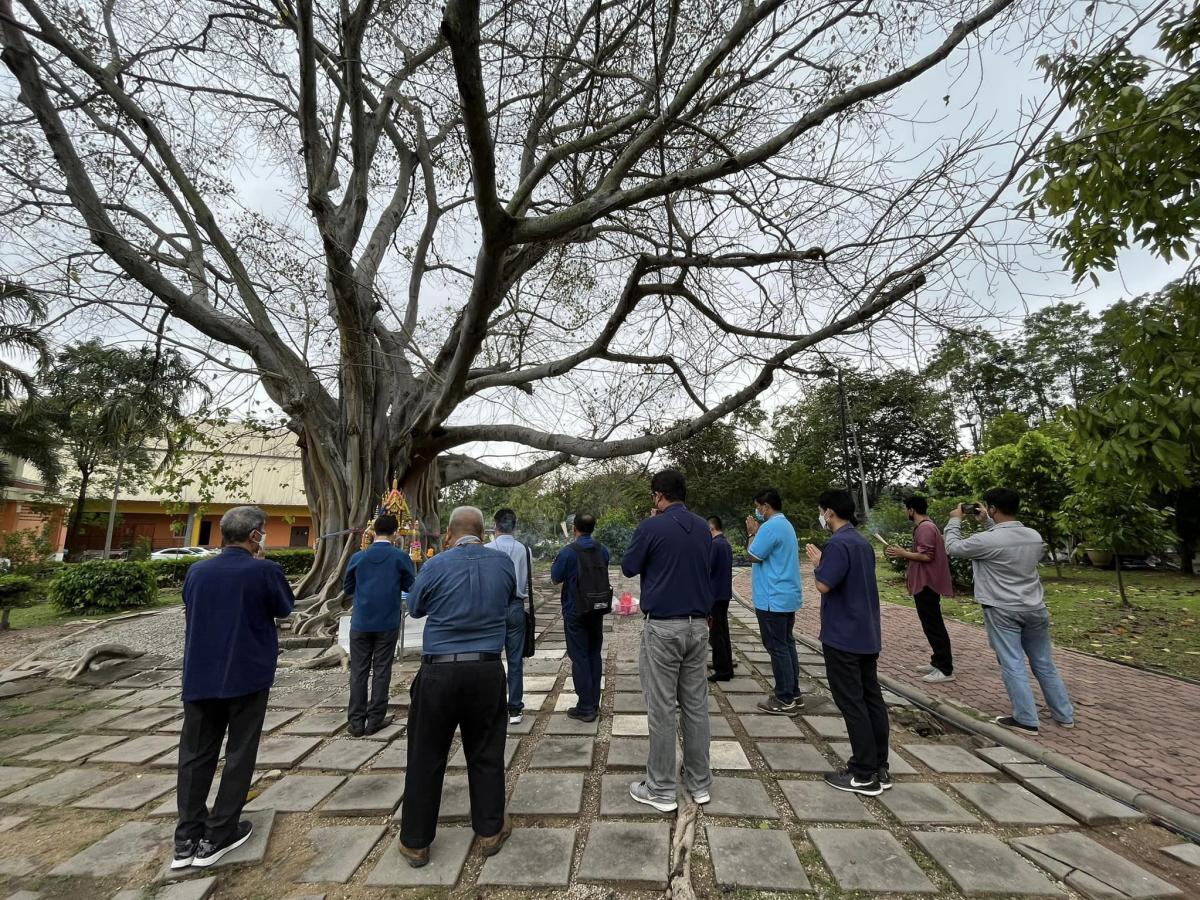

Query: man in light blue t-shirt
<box><xmin>744</xmin><ymin>488</ymin><xmax>803</xmax><ymax>715</ymax></box>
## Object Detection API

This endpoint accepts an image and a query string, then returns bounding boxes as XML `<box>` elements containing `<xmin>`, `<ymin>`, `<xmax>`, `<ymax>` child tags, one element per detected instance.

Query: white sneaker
<box><xmin>508</xmin><ymin>713</ymin><xmax>522</xmax><ymax>725</ymax></box>
<box><xmin>629</xmin><ymin>781</ymin><xmax>678</xmax><ymax>813</ymax></box>
<box><xmin>692</xmin><ymin>789</ymin><xmax>711</xmax><ymax>804</ymax></box>
<box><xmin>922</xmin><ymin>669</ymin><xmax>955</xmax><ymax>683</ymax></box>
<box><xmin>915</xmin><ymin>665</ymin><xmax>936</xmax><ymax>675</ymax></box>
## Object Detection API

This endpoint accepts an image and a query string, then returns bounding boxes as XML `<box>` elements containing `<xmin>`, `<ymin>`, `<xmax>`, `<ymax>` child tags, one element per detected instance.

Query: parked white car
<box><xmin>150</xmin><ymin>547</ymin><xmax>212</xmax><ymax>560</ymax></box>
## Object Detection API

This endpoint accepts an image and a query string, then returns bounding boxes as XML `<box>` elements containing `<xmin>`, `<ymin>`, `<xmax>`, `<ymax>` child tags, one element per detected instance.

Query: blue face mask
<box><xmin>753</xmin><ymin>508</ymin><xmax>765</xmax><ymax>523</ymax></box>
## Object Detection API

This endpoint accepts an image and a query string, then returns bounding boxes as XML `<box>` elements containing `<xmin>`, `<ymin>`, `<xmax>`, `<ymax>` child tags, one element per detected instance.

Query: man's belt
<box><xmin>645</xmin><ymin>613</ymin><xmax>706</xmax><ymax>621</ymax></box>
<box><xmin>420</xmin><ymin>652</ymin><xmax>501</xmax><ymax>664</ymax></box>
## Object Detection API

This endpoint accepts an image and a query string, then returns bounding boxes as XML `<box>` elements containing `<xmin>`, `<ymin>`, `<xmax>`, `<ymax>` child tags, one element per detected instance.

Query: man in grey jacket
<box><xmin>945</xmin><ymin>487</ymin><xmax>1074</xmax><ymax>736</ymax></box>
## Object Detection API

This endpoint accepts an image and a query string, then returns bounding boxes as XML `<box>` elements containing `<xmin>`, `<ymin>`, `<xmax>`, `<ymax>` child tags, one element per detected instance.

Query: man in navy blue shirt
<box><xmin>551</xmin><ymin>513</ymin><xmax>610</xmax><ymax>722</ymax></box>
<box><xmin>621</xmin><ymin>470</ymin><xmax>714</xmax><ymax>813</ymax></box>
<box><xmin>343</xmin><ymin>513</ymin><xmax>416</xmax><ymax>736</ymax></box>
<box><xmin>707</xmin><ymin>516</ymin><xmax>735</xmax><ymax>682</ymax></box>
<box><xmin>399</xmin><ymin>506</ymin><xmax>515</xmax><ymax>868</ymax></box>
<box><xmin>806</xmin><ymin>489</ymin><xmax>887</xmax><ymax>797</ymax></box>
<box><xmin>174</xmin><ymin>506</ymin><xmax>295</xmax><ymax>871</ymax></box>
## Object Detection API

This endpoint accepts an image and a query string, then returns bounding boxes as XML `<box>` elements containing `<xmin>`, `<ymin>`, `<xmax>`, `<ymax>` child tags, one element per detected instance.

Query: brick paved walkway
<box><xmin>735</xmin><ymin>567</ymin><xmax>1200</xmax><ymax>816</ymax></box>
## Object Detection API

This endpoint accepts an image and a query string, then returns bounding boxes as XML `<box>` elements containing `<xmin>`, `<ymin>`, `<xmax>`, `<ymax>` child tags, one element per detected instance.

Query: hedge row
<box><xmin>49</xmin><ymin>560</ymin><xmax>158</xmax><ymax>613</ymax></box>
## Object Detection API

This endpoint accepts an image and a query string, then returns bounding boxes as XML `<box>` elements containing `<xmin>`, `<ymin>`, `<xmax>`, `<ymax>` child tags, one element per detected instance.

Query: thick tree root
<box><xmin>287</xmin><ymin>592</ymin><xmax>348</xmax><ymax>637</ymax></box>
<box><xmin>54</xmin><ymin>643</ymin><xmax>144</xmax><ymax>681</ymax></box>
<box><xmin>1</xmin><ymin>608</ymin><xmax>165</xmax><ymax>681</ymax></box>
<box><xmin>667</xmin><ymin>796</ymin><xmax>700</xmax><ymax>900</ymax></box>
<box><xmin>280</xmin><ymin>643</ymin><xmax>349</xmax><ymax>671</ymax></box>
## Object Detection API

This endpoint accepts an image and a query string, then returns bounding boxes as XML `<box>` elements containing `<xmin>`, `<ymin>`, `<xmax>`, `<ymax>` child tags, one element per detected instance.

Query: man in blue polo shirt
<box><xmin>174</xmin><ymin>505</ymin><xmax>295</xmax><ymax>871</ymax></box>
<box><xmin>744</xmin><ymin>488</ymin><xmax>803</xmax><ymax>714</ymax></box>
<box><xmin>551</xmin><ymin>513</ymin><xmax>611</xmax><ymax>722</ymax></box>
<box><xmin>806</xmin><ymin>488</ymin><xmax>887</xmax><ymax>797</ymax></box>
<box><xmin>399</xmin><ymin>506</ymin><xmax>515</xmax><ymax>868</ymax></box>
<box><xmin>621</xmin><ymin>469</ymin><xmax>714</xmax><ymax>813</ymax></box>
<box><xmin>343</xmin><ymin>513</ymin><xmax>416</xmax><ymax>736</ymax></box>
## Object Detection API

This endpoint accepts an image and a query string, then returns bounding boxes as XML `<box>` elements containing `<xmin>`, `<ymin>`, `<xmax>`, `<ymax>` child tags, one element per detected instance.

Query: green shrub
<box><xmin>0</xmin><ymin>574</ymin><xmax>39</xmax><ymax>629</ymax></box>
<box><xmin>264</xmin><ymin>548</ymin><xmax>315</xmax><ymax>576</ymax></box>
<box><xmin>594</xmin><ymin>519</ymin><xmax>635</xmax><ymax>562</ymax></box>
<box><xmin>49</xmin><ymin>560</ymin><xmax>157</xmax><ymax>614</ymax></box>
<box><xmin>148</xmin><ymin>555</ymin><xmax>203</xmax><ymax>587</ymax></box>
<box><xmin>867</xmin><ymin>499</ymin><xmax>911</xmax><ymax>541</ymax></box>
<box><xmin>127</xmin><ymin>535</ymin><xmax>152</xmax><ymax>561</ymax></box>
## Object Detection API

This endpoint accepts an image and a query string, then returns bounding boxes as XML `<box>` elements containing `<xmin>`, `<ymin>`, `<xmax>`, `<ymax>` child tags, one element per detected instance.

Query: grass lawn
<box><xmin>876</xmin><ymin>560</ymin><xmax>1200</xmax><ymax>681</ymax></box>
<box><xmin>7</xmin><ymin>588</ymin><xmax>184</xmax><ymax>631</ymax></box>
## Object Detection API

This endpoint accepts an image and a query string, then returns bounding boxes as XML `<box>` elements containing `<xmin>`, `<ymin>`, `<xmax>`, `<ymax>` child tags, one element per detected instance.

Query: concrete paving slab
<box><xmin>50</xmin><ymin>820</ymin><xmax>173</xmax><ymax>876</ymax></box>
<box><xmin>320</xmin><ymin>774</ymin><xmax>405</xmax><ymax>816</ymax></box>
<box><xmin>449</xmin><ymin>737</ymin><xmax>518</xmax><ymax>768</ymax></box>
<box><xmin>4</xmin><ymin>767</ymin><xmax>115</xmax><ymax>805</ymax></box>
<box><xmin>613</xmin><ymin>675</ymin><xmax>642</xmax><ymax>691</ymax></box>
<box><xmin>112</xmin><ymin>689</ymin><xmax>178</xmax><ymax>708</ymax></box>
<box><xmin>64</xmin><ymin>708</ymin><xmax>129</xmax><ymax>730</ymax></box>
<box><xmin>0</xmin><ymin>857</ymin><xmax>35</xmax><ymax>876</ymax></box>
<box><xmin>725</xmin><ymin>694</ymin><xmax>773</xmax><ymax>713</ymax></box>
<box><xmin>914</xmin><ymin>831</ymin><xmax>1064</xmax><ymax>896</ymax></box>
<box><xmin>901</xmin><ymin>742</ymin><xmax>998</xmax><ymax>774</ymax></box>
<box><xmin>507</xmin><ymin>714</ymin><xmax>536</xmax><ymax>735</ymax></box>
<box><xmin>113</xmin><ymin>877</ymin><xmax>217</xmax><ymax>900</ymax></box>
<box><xmin>150</xmin><ymin>773</ymin><xmax>262</xmax><ymax>817</ymax></box>
<box><xmin>809</xmin><ymin>827</ymin><xmax>935</xmax><ymax>893</ymax></box>
<box><xmin>203</xmin><ymin>809</ymin><xmax>276</xmax><ymax>869</ymax></box>
<box><xmin>1161</xmin><ymin>844</ymin><xmax>1200</xmax><ymax>867</ymax></box>
<box><xmin>1013</xmin><ymin>832</ymin><xmax>1183</xmax><ymax>899</ymax></box>
<box><xmin>509</xmin><ymin>772</ymin><xmax>585</xmax><ymax>815</ymax></box>
<box><xmin>599</xmin><ymin>774</ymin><xmax>667</xmax><ymax>816</ymax></box>
<box><xmin>756</xmin><ymin>742</ymin><xmax>830</xmax><ymax>772</ymax></box>
<box><xmin>605</xmin><ymin>737</ymin><xmax>650</xmax><ymax>769</ymax></box>
<box><xmin>523</xmin><ymin>676</ymin><xmax>558</xmax><ymax>692</ymax></box>
<box><xmin>612</xmin><ymin>715</ymin><xmax>649</xmax><ymax>736</ymax></box>
<box><xmin>0</xmin><ymin>815</ymin><xmax>28</xmax><ymax>832</ymax></box>
<box><xmin>246</xmin><ymin>775</ymin><xmax>346</xmax><ymax>812</ymax></box>
<box><xmin>718</xmin><ymin>679</ymin><xmax>765</xmax><ymax>694</ymax></box>
<box><xmin>1021</xmin><ymin>776</ymin><xmax>1147</xmax><ymax>825</ymax></box>
<box><xmin>708</xmin><ymin>716</ymin><xmax>734</xmax><ymax>738</ymax></box>
<box><xmin>950</xmin><ymin>781</ymin><xmax>1075</xmax><ymax>826</ymax></box>
<box><xmin>709</xmin><ymin>741</ymin><xmax>752</xmax><ymax>771</ymax></box>
<box><xmin>830</xmin><ymin>743</ymin><xmax>918</xmax><ymax>775</ymax></box>
<box><xmin>105</xmin><ymin>707</ymin><xmax>179</xmax><ymax>732</ymax></box>
<box><xmin>578</xmin><ymin>821</ymin><xmax>670</xmax><ymax>888</ymax></box>
<box><xmin>23</xmin><ymin>733</ymin><xmax>125</xmax><ymax>762</ymax></box>
<box><xmin>702</xmin><ymin>776</ymin><xmax>779</xmax><ymax>819</ymax></box>
<box><xmin>0</xmin><ymin>733</ymin><xmax>63</xmax><ymax>758</ymax></box>
<box><xmin>544</xmin><ymin>715</ymin><xmax>598</xmax><ymax>735</ymax></box>
<box><xmin>2</xmin><ymin>710</ymin><xmax>64</xmax><ymax>732</ymax></box>
<box><xmin>282</xmin><ymin>712</ymin><xmax>346</xmax><ymax>737</ymax></box>
<box><xmin>706</xmin><ymin>825</ymin><xmax>811</xmax><ymax>892</ymax></box>
<box><xmin>112</xmin><ymin>671</ymin><xmax>174</xmax><ymax>689</ymax></box>
<box><xmin>613</xmin><ymin>693</ymin><xmax>647</xmax><ymax>713</ymax></box>
<box><xmin>878</xmin><ymin>783</ymin><xmax>978</xmax><ymax>824</ymax></box>
<box><xmin>366</xmin><ymin>829</ymin><xmax>472</xmax><ymax>887</ymax></box>
<box><xmin>91</xmin><ymin>734</ymin><xmax>179</xmax><ymax>765</ymax></box>
<box><xmin>478</xmin><ymin>827</ymin><xmax>575</xmax><ymax>886</ymax></box>
<box><xmin>391</xmin><ymin>773</ymin><xmax>472</xmax><ymax>820</ymax></box>
<box><xmin>259</xmin><ymin>709</ymin><xmax>304</xmax><ymax>733</ymax></box>
<box><xmin>740</xmin><ymin>715</ymin><xmax>802</xmax><ymax>738</ymax></box>
<box><xmin>529</xmin><ymin>737</ymin><xmax>594</xmax><ymax>768</ymax></box>
<box><xmin>975</xmin><ymin>745</ymin><xmax>1035</xmax><ymax>766</ymax></box>
<box><xmin>802</xmin><ymin>716</ymin><xmax>849</xmax><ymax>739</ymax></box>
<box><xmin>255</xmin><ymin>736</ymin><xmax>322</xmax><ymax>767</ymax></box>
<box><xmin>73</xmin><ymin>773</ymin><xmax>176</xmax><ymax>810</ymax></box>
<box><xmin>0</xmin><ymin>766</ymin><xmax>45</xmax><ymax>793</ymax></box>
<box><xmin>299</xmin><ymin>739</ymin><xmax>380</xmax><ymax>772</ymax></box>
<box><xmin>5</xmin><ymin>889</ymin><xmax>42</xmax><ymax>899</ymax></box>
<box><xmin>370</xmin><ymin>739</ymin><xmax>407</xmax><ymax>769</ymax></box>
<box><xmin>359</xmin><ymin>722</ymin><xmax>404</xmax><ymax>742</ymax></box>
<box><xmin>1003</xmin><ymin>762</ymin><xmax>1061</xmax><ymax>779</ymax></box>
<box><xmin>297</xmin><ymin>824</ymin><xmax>386</xmax><ymax>884</ymax></box>
<box><xmin>268</xmin><ymin>691</ymin><xmax>334</xmax><ymax>709</ymax></box>
<box><xmin>780</xmin><ymin>781</ymin><xmax>874</xmax><ymax>823</ymax></box>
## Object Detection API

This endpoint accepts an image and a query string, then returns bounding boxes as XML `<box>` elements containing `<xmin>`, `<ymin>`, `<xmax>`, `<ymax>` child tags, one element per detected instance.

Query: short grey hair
<box><xmin>220</xmin><ymin>505</ymin><xmax>268</xmax><ymax>543</ymax></box>
<box><xmin>448</xmin><ymin>505</ymin><xmax>484</xmax><ymax>538</ymax></box>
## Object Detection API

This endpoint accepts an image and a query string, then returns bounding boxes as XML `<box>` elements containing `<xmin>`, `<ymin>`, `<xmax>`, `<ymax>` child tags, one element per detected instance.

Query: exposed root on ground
<box><xmin>666</xmin><ymin>797</ymin><xmax>700</xmax><ymax>900</ymax></box>
<box><xmin>1</xmin><ymin>608</ymin><xmax>166</xmax><ymax>680</ymax></box>
<box><xmin>287</xmin><ymin>592</ymin><xmax>347</xmax><ymax>637</ymax></box>
<box><xmin>281</xmin><ymin>643</ymin><xmax>349</xmax><ymax>671</ymax></box>
<box><xmin>53</xmin><ymin>642</ymin><xmax>144</xmax><ymax>681</ymax></box>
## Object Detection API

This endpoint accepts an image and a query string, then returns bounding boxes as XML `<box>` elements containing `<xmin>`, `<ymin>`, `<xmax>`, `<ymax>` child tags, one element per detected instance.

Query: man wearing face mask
<box><xmin>173</xmin><ymin>506</ymin><xmax>295</xmax><ymax>870</ymax></box>
<box><xmin>744</xmin><ymin>488</ymin><xmax>803</xmax><ymax>715</ymax></box>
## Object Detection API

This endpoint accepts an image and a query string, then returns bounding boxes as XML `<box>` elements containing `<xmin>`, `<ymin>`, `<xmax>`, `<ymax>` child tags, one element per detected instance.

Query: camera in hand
<box><xmin>960</xmin><ymin>502</ymin><xmax>981</xmax><ymax>515</ymax></box>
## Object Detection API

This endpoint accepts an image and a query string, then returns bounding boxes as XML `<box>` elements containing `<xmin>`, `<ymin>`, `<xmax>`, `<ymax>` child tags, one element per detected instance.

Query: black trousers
<box><xmin>175</xmin><ymin>688</ymin><xmax>269</xmax><ymax>845</ymax></box>
<box><xmin>822</xmin><ymin>645</ymin><xmax>889</xmax><ymax>780</ymax></box>
<box><xmin>709</xmin><ymin>599</ymin><xmax>734</xmax><ymax>679</ymax></box>
<box><xmin>564</xmin><ymin>611</ymin><xmax>605</xmax><ymax>714</ymax></box>
<box><xmin>348</xmin><ymin>628</ymin><xmax>399</xmax><ymax>728</ymax></box>
<box><xmin>914</xmin><ymin>587</ymin><xmax>954</xmax><ymax>675</ymax></box>
<box><xmin>400</xmin><ymin>659</ymin><xmax>507</xmax><ymax>849</ymax></box>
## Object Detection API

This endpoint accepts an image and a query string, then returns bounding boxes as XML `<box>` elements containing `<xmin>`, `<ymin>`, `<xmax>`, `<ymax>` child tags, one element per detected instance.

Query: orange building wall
<box><xmin>0</xmin><ymin>500</ymin><xmax>68</xmax><ymax>556</ymax></box>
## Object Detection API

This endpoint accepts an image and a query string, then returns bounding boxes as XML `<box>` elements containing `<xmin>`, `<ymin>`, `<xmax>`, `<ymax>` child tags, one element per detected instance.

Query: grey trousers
<box><xmin>640</xmin><ymin>617</ymin><xmax>712</xmax><ymax>801</ymax></box>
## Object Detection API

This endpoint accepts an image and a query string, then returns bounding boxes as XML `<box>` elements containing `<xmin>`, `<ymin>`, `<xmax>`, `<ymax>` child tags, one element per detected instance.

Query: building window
<box><xmin>289</xmin><ymin>526</ymin><xmax>310</xmax><ymax>547</ymax></box>
<box><xmin>198</xmin><ymin>521</ymin><xmax>212</xmax><ymax>545</ymax></box>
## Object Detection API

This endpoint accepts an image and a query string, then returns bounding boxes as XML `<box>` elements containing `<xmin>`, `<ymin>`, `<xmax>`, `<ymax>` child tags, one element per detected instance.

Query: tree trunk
<box><xmin>65</xmin><ymin>467</ymin><xmax>91</xmax><ymax>561</ymax></box>
<box><xmin>102</xmin><ymin>452</ymin><xmax>126</xmax><ymax>559</ymax></box>
<box><xmin>1048</xmin><ymin>544</ymin><xmax>1062</xmax><ymax>578</ymax></box>
<box><xmin>0</xmin><ymin>607</ymin><xmax>10</xmax><ymax>630</ymax></box>
<box><xmin>1114</xmin><ymin>552</ymin><xmax>1130</xmax><ymax>609</ymax></box>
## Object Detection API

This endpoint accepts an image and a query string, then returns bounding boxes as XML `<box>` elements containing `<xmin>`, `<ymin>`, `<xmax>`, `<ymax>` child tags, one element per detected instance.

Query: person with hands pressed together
<box><xmin>885</xmin><ymin>495</ymin><xmax>955</xmax><ymax>684</ymax></box>
<box><xmin>945</xmin><ymin>488</ymin><xmax>1074</xmax><ymax>735</ymax></box>
<box><xmin>806</xmin><ymin>489</ymin><xmax>888</xmax><ymax>797</ymax></box>
<box><xmin>745</xmin><ymin>488</ymin><xmax>803</xmax><ymax>715</ymax></box>
<box><xmin>706</xmin><ymin>515</ymin><xmax>735</xmax><ymax>682</ymax></box>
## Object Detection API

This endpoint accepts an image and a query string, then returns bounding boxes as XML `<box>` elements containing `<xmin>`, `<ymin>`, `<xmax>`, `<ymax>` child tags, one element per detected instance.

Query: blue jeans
<box><xmin>982</xmin><ymin>605</ymin><xmax>1074</xmax><ymax>727</ymax></box>
<box><xmin>504</xmin><ymin>603</ymin><xmax>526</xmax><ymax>712</ymax></box>
<box><xmin>756</xmin><ymin>609</ymin><xmax>799</xmax><ymax>703</ymax></box>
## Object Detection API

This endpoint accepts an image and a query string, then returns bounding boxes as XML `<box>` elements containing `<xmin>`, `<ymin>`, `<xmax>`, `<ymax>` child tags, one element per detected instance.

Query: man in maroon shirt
<box><xmin>885</xmin><ymin>496</ymin><xmax>956</xmax><ymax>683</ymax></box>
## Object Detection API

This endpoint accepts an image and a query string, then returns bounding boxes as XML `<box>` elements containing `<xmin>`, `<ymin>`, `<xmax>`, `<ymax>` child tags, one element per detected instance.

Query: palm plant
<box><xmin>0</xmin><ymin>280</ymin><xmax>50</xmax><ymax>401</ymax></box>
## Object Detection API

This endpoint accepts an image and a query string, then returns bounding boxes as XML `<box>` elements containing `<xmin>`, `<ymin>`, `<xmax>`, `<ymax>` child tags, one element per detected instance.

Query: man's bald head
<box><xmin>447</xmin><ymin>505</ymin><xmax>485</xmax><ymax>543</ymax></box>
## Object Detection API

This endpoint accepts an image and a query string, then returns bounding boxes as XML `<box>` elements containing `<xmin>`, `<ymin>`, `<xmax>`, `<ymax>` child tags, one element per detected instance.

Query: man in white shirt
<box><xmin>487</xmin><ymin>508</ymin><xmax>532</xmax><ymax>725</ymax></box>
<box><xmin>945</xmin><ymin>487</ymin><xmax>1075</xmax><ymax>736</ymax></box>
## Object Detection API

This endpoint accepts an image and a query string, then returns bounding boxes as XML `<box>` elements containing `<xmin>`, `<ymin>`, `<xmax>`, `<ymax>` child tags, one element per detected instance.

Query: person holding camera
<box><xmin>945</xmin><ymin>488</ymin><xmax>1075</xmax><ymax>735</ymax></box>
<box><xmin>885</xmin><ymin>496</ymin><xmax>955</xmax><ymax>684</ymax></box>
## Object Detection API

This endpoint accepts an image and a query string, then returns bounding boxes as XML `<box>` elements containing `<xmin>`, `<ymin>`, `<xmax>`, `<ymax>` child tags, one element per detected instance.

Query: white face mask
<box><xmin>818</xmin><ymin>511</ymin><xmax>829</xmax><ymax>531</ymax></box>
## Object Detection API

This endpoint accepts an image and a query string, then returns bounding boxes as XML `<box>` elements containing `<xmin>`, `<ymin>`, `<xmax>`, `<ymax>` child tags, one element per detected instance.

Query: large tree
<box><xmin>1</xmin><ymin>0</ymin><xmax>1096</xmax><ymax>613</ymax></box>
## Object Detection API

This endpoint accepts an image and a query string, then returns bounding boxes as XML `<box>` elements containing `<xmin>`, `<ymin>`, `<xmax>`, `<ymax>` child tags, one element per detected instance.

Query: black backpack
<box><xmin>571</xmin><ymin>542</ymin><xmax>613</xmax><ymax>615</ymax></box>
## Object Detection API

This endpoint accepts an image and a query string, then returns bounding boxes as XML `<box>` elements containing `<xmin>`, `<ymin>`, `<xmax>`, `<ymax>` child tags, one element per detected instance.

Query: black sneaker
<box><xmin>567</xmin><ymin>707</ymin><xmax>597</xmax><ymax>723</ymax></box>
<box><xmin>824</xmin><ymin>769</ymin><xmax>883</xmax><ymax>796</ymax></box>
<box><xmin>877</xmin><ymin>765</ymin><xmax>893</xmax><ymax>790</ymax></box>
<box><xmin>994</xmin><ymin>715</ymin><xmax>1039</xmax><ymax>736</ymax></box>
<box><xmin>757</xmin><ymin>694</ymin><xmax>801</xmax><ymax>716</ymax></box>
<box><xmin>707</xmin><ymin>674</ymin><xmax>731</xmax><ymax>683</ymax></box>
<box><xmin>347</xmin><ymin>722</ymin><xmax>365</xmax><ymax>738</ymax></box>
<box><xmin>192</xmin><ymin>820</ymin><xmax>253</xmax><ymax>869</ymax></box>
<box><xmin>365</xmin><ymin>715</ymin><xmax>394</xmax><ymax>735</ymax></box>
<box><xmin>171</xmin><ymin>837</ymin><xmax>197</xmax><ymax>870</ymax></box>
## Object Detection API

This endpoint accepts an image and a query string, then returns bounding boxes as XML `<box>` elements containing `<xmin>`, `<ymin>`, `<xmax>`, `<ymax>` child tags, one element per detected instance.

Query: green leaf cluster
<box><xmin>49</xmin><ymin>560</ymin><xmax>157</xmax><ymax>613</ymax></box>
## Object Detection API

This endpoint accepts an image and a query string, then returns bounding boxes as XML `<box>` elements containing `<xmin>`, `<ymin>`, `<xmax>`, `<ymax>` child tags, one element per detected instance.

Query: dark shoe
<box><xmin>398</xmin><ymin>841</ymin><xmax>430</xmax><ymax>868</ymax></box>
<box><xmin>365</xmin><ymin>715</ymin><xmax>394</xmax><ymax>735</ymax></box>
<box><xmin>347</xmin><ymin>721</ymin><xmax>365</xmax><ymax>738</ymax></box>
<box><xmin>567</xmin><ymin>707</ymin><xmax>597</xmax><ymax>723</ymax></box>
<box><xmin>192</xmin><ymin>821</ymin><xmax>253</xmax><ymax>869</ymax></box>
<box><xmin>707</xmin><ymin>674</ymin><xmax>731</xmax><ymax>683</ymax></box>
<box><xmin>757</xmin><ymin>694</ymin><xmax>799</xmax><ymax>716</ymax></box>
<box><xmin>824</xmin><ymin>769</ymin><xmax>882</xmax><ymax>796</ymax></box>
<box><xmin>171</xmin><ymin>838</ymin><xmax>197</xmax><ymax>870</ymax></box>
<box><xmin>477</xmin><ymin>814</ymin><xmax>513</xmax><ymax>857</ymax></box>
<box><xmin>994</xmin><ymin>715</ymin><xmax>1039</xmax><ymax>736</ymax></box>
<box><xmin>877</xmin><ymin>765</ymin><xmax>893</xmax><ymax>790</ymax></box>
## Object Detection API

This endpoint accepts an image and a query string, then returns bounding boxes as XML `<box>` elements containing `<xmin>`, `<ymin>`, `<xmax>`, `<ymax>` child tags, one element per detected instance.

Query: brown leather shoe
<box><xmin>477</xmin><ymin>814</ymin><xmax>513</xmax><ymax>857</ymax></box>
<box><xmin>397</xmin><ymin>841</ymin><xmax>430</xmax><ymax>868</ymax></box>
